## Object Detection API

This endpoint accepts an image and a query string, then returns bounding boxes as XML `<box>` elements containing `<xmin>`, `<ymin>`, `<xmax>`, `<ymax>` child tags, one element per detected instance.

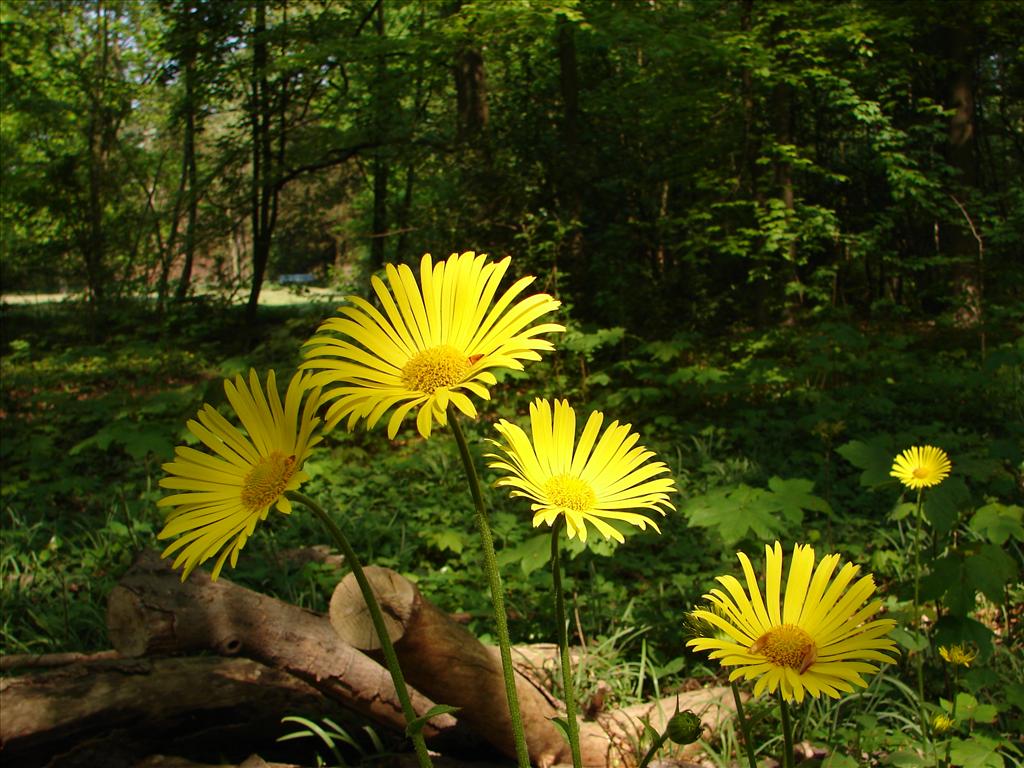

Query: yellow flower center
<box><xmin>401</xmin><ymin>345</ymin><xmax>470</xmax><ymax>394</ymax></box>
<box><xmin>544</xmin><ymin>474</ymin><xmax>597</xmax><ymax>514</ymax></box>
<box><xmin>241</xmin><ymin>452</ymin><xmax>297</xmax><ymax>512</ymax></box>
<box><xmin>912</xmin><ymin>467</ymin><xmax>929</xmax><ymax>479</ymax></box>
<box><xmin>749</xmin><ymin>624</ymin><xmax>817</xmax><ymax>673</ymax></box>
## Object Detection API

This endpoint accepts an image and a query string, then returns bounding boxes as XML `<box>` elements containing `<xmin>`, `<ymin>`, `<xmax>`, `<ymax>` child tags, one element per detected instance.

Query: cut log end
<box><xmin>329</xmin><ymin>566</ymin><xmax>416</xmax><ymax>650</ymax></box>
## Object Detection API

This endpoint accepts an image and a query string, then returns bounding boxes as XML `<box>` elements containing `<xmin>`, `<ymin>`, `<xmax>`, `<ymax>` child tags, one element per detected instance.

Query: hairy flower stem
<box><xmin>636</xmin><ymin>732</ymin><xmax>670</xmax><ymax>768</ymax></box>
<box><xmin>911</xmin><ymin>487</ymin><xmax>929</xmax><ymax>740</ymax></box>
<box><xmin>731</xmin><ymin>682</ymin><xmax>758</xmax><ymax>768</ymax></box>
<box><xmin>944</xmin><ymin>666</ymin><xmax>961</xmax><ymax>767</ymax></box>
<box><xmin>550</xmin><ymin>519</ymin><xmax>583</xmax><ymax>768</ymax></box>
<box><xmin>447</xmin><ymin>408</ymin><xmax>531</xmax><ymax>768</ymax></box>
<box><xmin>288</xmin><ymin>491</ymin><xmax>433</xmax><ymax>768</ymax></box>
<box><xmin>778</xmin><ymin>691</ymin><xmax>795</xmax><ymax>768</ymax></box>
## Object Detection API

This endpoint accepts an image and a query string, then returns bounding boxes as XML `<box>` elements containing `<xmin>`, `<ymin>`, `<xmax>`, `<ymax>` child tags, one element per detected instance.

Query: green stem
<box><xmin>551</xmin><ymin>519</ymin><xmax>583</xmax><ymax>768</ymax></box>
<box><xmin>731</xmin><ymin>682</ymin><xmax>758</xmax><ymax>768</ymax></box>
<box><xmin>447</xmin><ymin>407</ymin><xmax>531</xmax><ymax>768</ymax></box>
<box><xmin>778</xmin><ymin>691</ymin><xmax>794</xmax><ymax>768</ymax></box>
<box><xmin>636</xmin><ymin>732</ymin><xmax>670</xmax><ymax>768</ymax></box>
<box><xmin>943</xmin><ymin>668</ymin><xmax>960</xmax><ymax>768</ymax></box>
<box><xmin>287</xmin><ymin>491</ymin><xmax>433</xmax><ymax>768</ymax></box>
<box><xmin>911</xmin><ymin>487</ymin><xmax>929</xmax><ymax>741</ymax></box>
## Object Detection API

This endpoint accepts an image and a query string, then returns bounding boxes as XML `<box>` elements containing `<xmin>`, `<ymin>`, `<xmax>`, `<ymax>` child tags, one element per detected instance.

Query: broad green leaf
<box><xmin>949</xmin><ymin>736</ymin><xmax>1004</xmax><ymax>768</ymax></box>
<box><xmin>822</xmin><ymin>754</ymin><xmax>859</xmax><ymax>768</ymax></box>
<box><xmin>887</xmin><ymin>751</ymin><xmax>930</xmax><ymax>768</ymax></box>
<box><xmin>920</xmin><ymin>553</ymin><xmax>972</xmax><ymax>615</ymax></box>
<box><xmin>890</xmin><ymin>626</ymin><xmax>928</xmax><ymax>652</ymax></box>
<box><xmin>683</xmin><ymin>485</ymin><xmax>788</xmax><ymax>545</ymax></box>
<box><xmin>933</xmin><ymin>615</ymin><xmax>994</xmax><ymax>658</ymax></box>
<box><xmin>969</xmin><ymin>503</ymin><xmax>1024</xmax><ymax>545</ymax></box>
<box><xmin>889</xmin><ymin>502</ymin><xmax>916</xmax><ymax>521</ymax></box>
<box><xmin>496</xmin><ymin>534</ymin><xmax>551</xmax><ymax>576</ymax></box>
<box><xmin>768</xmin><ymin>476</ymin><xmax>832</xmax><ymax>518</ymax></box>
<box><xmin>424</xmin><ymin>529</ymin><xmax>468</xmax><ymax>555</ymax></box>
<box><xmin>925</xmin><ymin>478</ymin><xmax>970</xmax><ymax>537</ymax></box>
<box><xmin>836</xmin><ymin>438</ymin><xmax>892</xmax><ymax>487</ymax></box>
<box><xmin>965</xmin><ymin>544</ymin><xmax>1017</xmax><ymax>604</ymax></box>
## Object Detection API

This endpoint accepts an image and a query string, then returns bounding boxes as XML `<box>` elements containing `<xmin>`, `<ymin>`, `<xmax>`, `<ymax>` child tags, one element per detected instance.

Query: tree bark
<box><xmin>943</xmin><ymin>8</ymin><xmax>983</xmax><ymax>330</ymax></box>
<box><xmin>174</xmin><ymin>47</ymin><xmax>199</xmax><ymax>301</ymax></box>
<box><xmin>770</xmin><ymin>12</ymin><xmax>802</xmax><ymax>315</ymax></box>
<box><xmin>455</xmin><ymin>46</ymin><xmax>488</xmax><ymax>143</ymax></box>
<box><xmin>245</xmin><ymin>0</ymin><xmax>274</xmax><ymax>329</ymax></box>
<box><xmin>106</xmin><ymin>552</ymin><xmax>459</xmax><ymax>743</ymax></box>
<box><xmin>556</xmin><ymin>13</ymin><xmax>585</xmax><ymax>293</ymax></box>
<box><xmin>370</xmin><ymin>0</ymin><xmax>389</xmax><ymax>271</ymax></box>
<box><xmin>0</xmin><ymin>656</ymin><xmax>337</xmax><ymax>767</ymax></box>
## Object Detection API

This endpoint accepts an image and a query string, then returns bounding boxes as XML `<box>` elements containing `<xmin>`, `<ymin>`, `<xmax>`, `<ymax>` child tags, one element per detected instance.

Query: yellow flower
<box><xmin>932</xmin><ymin>713</ymin><xmax>956</xmax><ymax>734</ymax></box>
<box><xmin>157</xmin><ymin>370</ymin><xmax>322</xmax><ymax>580</ymax></box>
<box><xmin>890</xmin><ymin>446</ymin><xmax>951</xmax><ymax>490</ymax></box>
<box><xmin>687</xmin><ymin>542</ymin><xmax>899</xmax><ymax>703</ymax></box>
<box><xmin>302</xmin><ymin>251</ymin><xmax>564</xmax><ymax>439</ymax></box>
<box><xmin>487</xmin><ymin>398</ymin><xmax>676</xmax><ymax>542</ymax></box>
<box><xmin>939</xmin><ymin>644</ymin><xmax>977</xmax><ymax>668</ymax></box>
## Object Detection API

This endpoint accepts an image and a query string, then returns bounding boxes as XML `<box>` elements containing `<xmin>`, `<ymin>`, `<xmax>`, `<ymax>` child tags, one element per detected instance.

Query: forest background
<box><xmin>1</xmin><ymin>0</ymin><xmax>1022</xmax><ymax>765</ymax></box>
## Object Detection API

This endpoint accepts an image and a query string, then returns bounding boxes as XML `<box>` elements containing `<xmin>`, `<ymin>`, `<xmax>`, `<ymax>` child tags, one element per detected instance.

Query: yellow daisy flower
<box><xmin>302</xmin><ymin>251</ymin><xmax>564</xmax><ymax>439</ymax></box>
<box><xmin>939</xmin><ymin>644</ymin><xmax>977</xmax><ymax>668</ymax></box>
<box><xmin>686</xmin><ymin>542</ymin><xmax>898</xmax><ymax>703</ymax></box>
<box><xmin>157</xmin><ymin>370</ymin><xmax>322</xmax><ymax>580</ymax></box>
<box><xmin>890</xmin><ymin>445</ymin><xmax>951</xmax><ymax>489</ymax></box>
<box><xmin>486</xmin><ymin>398</ymin><xmax>676</xmax><ymax>542</ymax></box>
<box><xmin>932</xmin><ymin>713</ymin><xmax>956</xmax><ymax>734</ymax></box>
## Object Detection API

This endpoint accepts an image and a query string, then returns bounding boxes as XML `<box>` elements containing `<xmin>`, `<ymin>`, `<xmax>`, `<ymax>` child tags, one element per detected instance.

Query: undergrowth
<box><xmin>1</xmin><ymin>299</ymin><xmax>1021</xmax><ymax>762</ymax></box>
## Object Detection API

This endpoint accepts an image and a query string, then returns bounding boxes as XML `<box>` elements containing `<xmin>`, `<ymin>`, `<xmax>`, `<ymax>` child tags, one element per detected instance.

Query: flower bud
<box><xmin>666</xmin><ymin>710</ymin><xmax>703</xmax><ymax>745</ymax></box>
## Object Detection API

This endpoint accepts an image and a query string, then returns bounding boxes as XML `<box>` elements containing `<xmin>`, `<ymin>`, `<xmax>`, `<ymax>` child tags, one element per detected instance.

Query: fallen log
<box><xmin>0</xmin><ymin>649</ymin><xmax>121</xmax><ymax>672</ymax></box>
<box><xmin>330</xmin><ymin>566</ymin><xmax>737</xmax><ymax>767</ymax></box>
<box><xmin>106</xmin><ymin>551</ymin><xmax>460</xmax><ymax>745</ymax></box>
<box><xmin>0</xmin><ymin>656</ymin><xmax>342</xmax><ymax>768</ymax></box>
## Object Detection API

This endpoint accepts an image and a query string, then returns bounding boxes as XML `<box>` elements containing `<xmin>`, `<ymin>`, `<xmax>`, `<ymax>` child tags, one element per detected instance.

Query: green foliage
<box><xmin>681</xmin><ymin>476</ymin><xmax>831</xmax><ymax>546</ymax></box>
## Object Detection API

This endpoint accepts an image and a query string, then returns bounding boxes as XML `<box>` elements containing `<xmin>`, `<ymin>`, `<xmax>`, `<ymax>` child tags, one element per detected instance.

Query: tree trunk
<box><xmin>455</xmin><ymin>46</ymin><xmax>488</xmax><ymax>143</ymax></box>
<box><xmin>370</xmin><ymin>0</ymin><xmax>389</xmax><ymax>271</ymax></box>
<box><xmin>943</xmin><ymin>9</ymin><xmax>983</xmax><ymax>331</ymax></box>
<box><xmin>82</xmin><ymin>0</ymin><xmax>114</xmax><ymax>312</ymax></box>
<box><xmin>245</xmin><ymin>0</ymin><xmax>272</xmax><ymax>329</ymax></box>
<box><xmin>556</xmin><ymin>13</ymin><xmax>584</xmax><ymax>293</ymax></box>
<box><xmin>175</xmin><ymin>52</ymin><xmax>199</xmax><ymax>301</ymax></box>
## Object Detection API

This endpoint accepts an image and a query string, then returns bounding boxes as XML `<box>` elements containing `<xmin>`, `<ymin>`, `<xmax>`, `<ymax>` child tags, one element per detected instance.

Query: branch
<box><xmin>275</xmin><ymin>141</ymin><xmax>378</xmax><ymax>189</ymax></box>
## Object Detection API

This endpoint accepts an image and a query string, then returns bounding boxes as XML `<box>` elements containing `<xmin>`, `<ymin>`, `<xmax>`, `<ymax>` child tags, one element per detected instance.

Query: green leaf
<box><xmin>949</xmin><ymin>735</ymin><xmax>1004</xmax><ymax>767</ymax></box>
<box><xmin>969</xmin><ymin>503</ymin><xmax>1024</xmax><ymax>545</ymax></box>
<box><xmin>920</xmin><ymin>552</ymin><xmax>972</xmax><ymax>615</ymax></box>
<box><xmin>549</xmin><ymin>716</ymin><xmax>572</xmax><ymax>744</ymax></box>
<box><xmin>1004</xmin><ymin>682</ymin><xmax>1024</xmax><ymax>713</ymax></box>
<box><xmin>836</xmin><ymin>438</ymin><xmax>892</xmax><ymax>487</ymax></box>
<box><xmin>924</xmin><ymin>477</ymin><xmax>970</xmax><ymax>537</ymax></box>
<box><xmin>496</xmin><ymin>534</ymin><xmax>551</xmax><ymax>576</ymax></box>
<box><xmin>889</xmin><ymin>502</ymin><xmax>916</xmax><ymax>521</ymax></box>
<box><xmin>424</xmin><ymin>529</ymin><xmax>468</xmax><ymax>555</ymax></box>
<box><xmin>683</xmin><ymin>485</ymin><xmax>789</xmax><ymax>545</ymax></box>
<box><xmin>406</xmin><ymin>704</ymin><xmax>461</xmax><ymax>737</ymax></box>
<box><xmin>887</xmin><ymin>752</ymin><xmax>930</xmax><ymax>768</ymax></box>
<box><xmin>965</xmin><ymin>544</ymin><xmax>1017</xmax><ymax>604</ymax></box>
<box><xmin>768</xmin><ymin>476</ymin><xmax>832</xmax><ymax>518</ymax></box>
<box><xmin>889</xmin><ymin>626</ymin><xmax>929</xmax><ymax>652</ymax></box>
<box><xmin>933</xmin><ymin>615</ymin><xmax>994</xmax><ymax>658</ymax></box>
<box><xmin>822</xmin><ymin>754</ymin><xmax>859</xmax><ymax>768</ymax></box>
